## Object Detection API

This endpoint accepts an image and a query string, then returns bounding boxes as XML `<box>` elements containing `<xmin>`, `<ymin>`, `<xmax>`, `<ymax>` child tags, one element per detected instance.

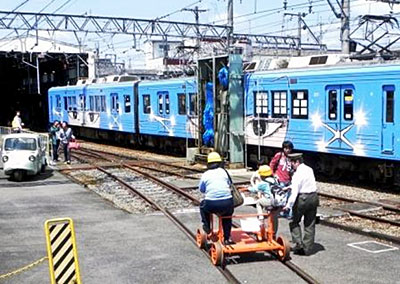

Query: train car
<box><xmin>245</xmin><ymin>63</ymin><xmax>400</xmax><ymax>184</ymax></box>
<box><xmin>48</xmin><ymin>77</ymin><xmax>198</xmax><ymax>150</ymax></box>
<box><xmin>48</xmin><ymin>84</ymin><xmax>85</xmax><ymax>126</ymax></box>
<box><xmin>137</xmin><ymin>77</ymin><xmax>198</xmax><ymax>150</ymax></box>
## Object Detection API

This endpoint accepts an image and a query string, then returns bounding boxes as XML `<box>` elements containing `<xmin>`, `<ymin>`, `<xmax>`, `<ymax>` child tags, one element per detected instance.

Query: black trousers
<box><xmin>52</xmin><ymin>140</ymin><xmax>60</xmax><ymax>161</ymax></box>
<box><xmin>289</xmin><ymin>192</ymin><xmax>319</xmax><ymax>254</ymax></box>
<box><xmin>62</xmin><ymin>143</ymin><xmax>70</xmax><ymax>162</ymax></box>
<box><xmin>200</xmin><ymin>198</ymin><xmax>234</xmax><ymax>240</ymax></box>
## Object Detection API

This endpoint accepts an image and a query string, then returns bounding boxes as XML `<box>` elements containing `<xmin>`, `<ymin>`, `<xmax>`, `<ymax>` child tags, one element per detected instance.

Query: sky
<box><xmin>1</xmin><ymin>0</ymin><xmax>400</xmax><ymax>65</ymax></box>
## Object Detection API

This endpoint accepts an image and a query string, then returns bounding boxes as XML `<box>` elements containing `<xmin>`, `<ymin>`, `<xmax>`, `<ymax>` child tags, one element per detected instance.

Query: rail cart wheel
<box><xmin>210</xmin><ymin>242</ymin><xmax>224</xmax><ymax>266</ymax></box>
<box><xmin>276</xmin><ymin>235</ymin><xmax>290</xmax><ymax>261</ymax></box>
<box><xmin>196</xmin><ymin>228</ymin><xmax>207</xmax><ymax>249</ymax></box>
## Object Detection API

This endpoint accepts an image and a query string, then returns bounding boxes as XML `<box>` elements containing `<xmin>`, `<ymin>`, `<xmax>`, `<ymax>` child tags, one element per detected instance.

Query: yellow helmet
<box><xmin>207</xmin><ymin>152</ymin><xmax>222</xmax><ymax>163</ymax></box>
<box><xmin>258</xmin><ymin>165</ymin><xmax>272</xmax><ymax>177</ymax></box>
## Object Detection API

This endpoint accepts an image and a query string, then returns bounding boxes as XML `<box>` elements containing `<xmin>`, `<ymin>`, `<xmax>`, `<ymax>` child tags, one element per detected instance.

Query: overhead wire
<box><xmin>0</xmin><ymin>0</ymin><xmax>60</xmax><ymax>46</ymax></box>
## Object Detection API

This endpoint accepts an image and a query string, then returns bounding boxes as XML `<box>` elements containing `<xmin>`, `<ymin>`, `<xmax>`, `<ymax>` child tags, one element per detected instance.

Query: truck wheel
<box><xmin>13</xmin><ymin>170</ymin><xmax>25</xmax><ymax>182</ymax></box>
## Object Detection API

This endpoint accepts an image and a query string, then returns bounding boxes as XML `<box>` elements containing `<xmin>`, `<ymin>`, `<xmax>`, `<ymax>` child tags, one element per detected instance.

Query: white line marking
<box><xmin>347</xmin><ymin>240</ymin><xmax>399</xmax><ymax>253</ymax></box>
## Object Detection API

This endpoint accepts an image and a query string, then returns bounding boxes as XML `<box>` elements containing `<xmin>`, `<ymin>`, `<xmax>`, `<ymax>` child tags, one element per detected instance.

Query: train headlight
<box><xmin>2</xmin><ymin>156</ymin><xmax>8</xmax><ymax>163</ymax></box>
<box><xmin>29</xmin><ymin>155</ymin><xmax>36</xmax><ymax>162</ymax></box>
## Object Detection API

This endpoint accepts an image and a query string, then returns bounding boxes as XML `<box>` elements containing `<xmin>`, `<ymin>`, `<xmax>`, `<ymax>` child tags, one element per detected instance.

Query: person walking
<box><xmin>49</xmin><ymin>121</ymin><xmax>61</xmax><ymax>163</ymax></box>
<box><xmin>270</xmin><ymin>140</ymin><xmax>294</xmax><ymax>218</ymax></box>
<box><xmin>199</xmin><ymin>152</ymin><xmax>235</xmax><ymax>245</ymax></box>
<box><xmin>269</xmin><ymin>140</ymin><xmax>294</xmax><ymax>186</ymax></box>
<box><xmin>283</xmin><ymin>153</ymin><xmax>319</xmax><ymax>256</ymax></box>
<box><xmin>59</xmin><ymin>121</ymin><xmax>75</xmax><ymax>164</ymax></box>
<box><xmin>11</xmin><ymin>111</ymin><xmax>24</xmax><ymax>133</ymax></box>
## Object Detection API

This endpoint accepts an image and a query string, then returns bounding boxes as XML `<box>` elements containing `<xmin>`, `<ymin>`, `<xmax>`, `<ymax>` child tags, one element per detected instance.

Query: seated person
<box><xmin>243</xmin><ymin>165</ymin><xmax>288</xmax><ymax>236</ymax></box>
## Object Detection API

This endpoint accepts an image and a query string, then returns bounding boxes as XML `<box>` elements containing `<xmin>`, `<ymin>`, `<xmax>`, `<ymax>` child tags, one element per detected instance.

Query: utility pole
<box><xmin>182</xmin><ymin>6</ymin><xmax>207</xmax><ymax>48</ymax></box>
<box><xmin>298</xmin><ymin>12</ymin><xmax>302</xmax><ymax>56</ymax></box>
<box><xmin>341</xmin><ymin>0</ymin><xmax>350</xmax><ymax>54</ymax></box>
<box><xmin>227</xmin><ymin>0</ymin><xmax>233</xmax><ymax>50</ymax></box>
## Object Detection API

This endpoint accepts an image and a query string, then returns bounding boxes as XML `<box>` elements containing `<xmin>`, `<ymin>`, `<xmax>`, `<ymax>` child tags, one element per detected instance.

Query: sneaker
<box><xmin>67</xmin><ymin>161</ymin><xmax>71</xmax><ymax>165</ymax></box>
<box><xmin>223</xmin><ymin>238</ymin><xmax>235</xmax><ymax>245</ymax></box>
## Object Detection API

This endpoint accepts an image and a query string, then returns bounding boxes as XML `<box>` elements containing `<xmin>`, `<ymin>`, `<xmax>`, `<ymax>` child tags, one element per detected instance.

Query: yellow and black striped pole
<box><xmin>44</xmin><ymin>218</ymin><xmax>82</xmax><ymax>284</ymax></box>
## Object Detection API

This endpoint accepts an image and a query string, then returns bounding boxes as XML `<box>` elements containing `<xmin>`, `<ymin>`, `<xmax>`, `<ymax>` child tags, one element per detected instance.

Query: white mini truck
<box><xmin>1</xmin><ymin>133</ymin><xmax>47</xmax><ymax>181</ymax></box>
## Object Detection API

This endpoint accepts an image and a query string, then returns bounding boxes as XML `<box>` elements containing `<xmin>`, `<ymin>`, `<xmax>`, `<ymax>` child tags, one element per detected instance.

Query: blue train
<box><xmin>48</xmin><ymin>62</ymin><xmax>400</xmax><ymax>184</ymax></box>
<box><xmin>48</xmin><ymin>76</ymin><xmax>198</xmax><ymax>151</ymax></box>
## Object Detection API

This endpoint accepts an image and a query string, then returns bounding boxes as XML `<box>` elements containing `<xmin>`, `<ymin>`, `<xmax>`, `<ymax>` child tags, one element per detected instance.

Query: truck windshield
<box><xmin>4</xmin><ymin>138</ymin><xmax>37</xmax><ymax>151</ymax></box>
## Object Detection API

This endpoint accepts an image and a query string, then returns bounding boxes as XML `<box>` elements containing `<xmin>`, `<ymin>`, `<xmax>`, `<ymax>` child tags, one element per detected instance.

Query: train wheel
<box><xmin>210</xmin><ymin>242</ymin><xmax>224</xmax><ymax>266</ymax></box>
<box><xmin>276</xmin><ymin>235</ymin><xmax>290</xmax><ymax>261</ymax></box>
<box><xmin>196</xmin><ymin>228</ymin><xmax>207</xmax><ymax>249</ymax></box>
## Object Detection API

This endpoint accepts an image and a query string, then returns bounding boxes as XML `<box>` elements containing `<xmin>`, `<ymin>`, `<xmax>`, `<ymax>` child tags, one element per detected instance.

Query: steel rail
<box><xmin>122</xmin><ymin>163</ymin><xmax>200</xmax><ymax>205</ymax></box>
<box><xmin>81</xmin><ymin>147</ymin><xmax>204</xmax><ymax>173</ymax></box>
<box><xmin>93</xmin><ymin>166</ymin><xmax>240</xmax><ymax>283</ymax></box>
<box><xmin>65</xmin><ymin>153</ymin><xmax>318</xmax><ymax>283</ymax></box>
<box><xmin>319</xmin><ymin>192</ymin><xmax>400</xmax><ymax>213</ymax></box>
<box><xmin>319</xmin><ymin>219</ymin><xmax>400</xmax><ymax>245</ymax></box>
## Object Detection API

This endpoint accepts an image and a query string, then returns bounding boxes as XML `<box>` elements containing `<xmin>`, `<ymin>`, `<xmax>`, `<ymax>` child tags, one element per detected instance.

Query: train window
<box><xmin>291</xmin><ymin>90</ymin><xmax>308</xmax><ymax>119</ymax></box>
<box><xmin>158</xmin><ymin>94</ymin><xmax>163</xmax><ymax>114</ymax></box>
<box><xmin>165</xmin><ymin>94</ymin><xmax>170</xmax><ymax>114</ymax></box>
<box><xmin>189</xmin><ymin>93</ymin><xmax>197</xmax><ymax>115</ymax></box>
<box><xmin>143</xmin><ymin>95</ymin><xmax>151</xmax><ymax>114</ymax></box>
<box><xmin>178</xmin><ymin>93</ymin><xmax>186</xmax><ymax>115</ymax></box>
<box><xmin>56</xmin><ymin>95</ymin><xmax>61</xmax><ymax>109</ymax></box>
<box><xmin>95</xmin><ymin>96</ymin><xmax>101</xmax><ymax>112</ymax></box>
<box><xmin>101</xmin><ymin>96</ymin><xmax>106</xmax><ymax>112</ymax></box>
<box><xmin>124</xmin><ymin>95</ymin><xmax>131</xmax><ymax>113</ymax></box>
<box><xmin>254</xmin><ymin>91</ymin><xmax>268</xmax><ymax>117</ymax></box>
<box><xmin>67</xmin><ymin>97</ymin><xmax>72</xmax><ymax>111</ymax></box>
<box><xmin>272</xmin><ymin>91</ymin><xmax>287</xmax><ymax>118</ymax></box>
<box><xmin>111</xmin><ymin>93</ymin><xmax>119</xmax><ymax>112</ymax></box>
<box><xmin>343</xmin><ymin>89</ymin><xmax>353</xmax><ymax>120</ymax></box>
<box><xmin>328</xmin><ymin>90</ymin><xmax>338</xmax><ymax>120</ymax></box>
<box><xmin>89</xmin><ymin>96</ymin><xmax>94</xmax><ymax>111</ymax></box>
<box><xmin>384</xmin><ymin>87</ymin><xmax>394</xmax><ymax>123</ymax></box>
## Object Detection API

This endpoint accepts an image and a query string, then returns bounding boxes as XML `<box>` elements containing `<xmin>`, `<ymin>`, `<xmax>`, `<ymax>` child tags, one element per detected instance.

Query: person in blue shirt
<box><xmin>199</xmin><ymin>152</ymin><xmax>235</xmax><ymax>245</ymax></box>
<box><xmin>246</xmin><ymin>165</ymin><xmax>288</xmax><ymax>236</ymax></box>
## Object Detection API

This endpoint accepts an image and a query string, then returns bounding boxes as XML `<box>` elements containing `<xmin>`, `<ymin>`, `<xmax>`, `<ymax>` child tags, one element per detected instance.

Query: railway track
<box><xmin>74</xmin><ymin>147</ymin><xmax>203</xmax><ymax>179</ymax></box>
<box><xmin>63</xmin><ymin>147</ymin><xmax>320</xmax><ymax>283</ymax></box>
<box><xmin>319</xmin><ymin>192</ymin><xmax>400</xmax><ymax>244</ymax></box>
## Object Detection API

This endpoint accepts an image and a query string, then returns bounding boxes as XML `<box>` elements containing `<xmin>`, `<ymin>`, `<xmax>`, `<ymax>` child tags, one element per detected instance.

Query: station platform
<box><xmin>0</xmin><ymin>169</ymin><xmax>399</xmax><ymax>283</ymax></box>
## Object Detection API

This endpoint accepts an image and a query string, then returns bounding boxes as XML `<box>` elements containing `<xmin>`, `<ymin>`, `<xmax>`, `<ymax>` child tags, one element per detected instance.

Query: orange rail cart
<box><xmin>196</xmin><ymin>211</ymin><xmax>290</xmax><ymax>266</ymax></box>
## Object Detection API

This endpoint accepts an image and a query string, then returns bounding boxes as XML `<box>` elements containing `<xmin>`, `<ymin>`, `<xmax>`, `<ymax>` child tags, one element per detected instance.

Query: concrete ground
<box><xmin>0</xmin><ymin>169</ymin><xmax>399</xmax><ymax>283</ymax></box>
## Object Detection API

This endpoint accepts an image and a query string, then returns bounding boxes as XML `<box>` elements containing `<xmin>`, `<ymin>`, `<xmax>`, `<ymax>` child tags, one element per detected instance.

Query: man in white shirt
<box><xmin>283</xmin><ymin>153</ymin><xmax>319</xmax><ymax>256</ymax></box>
<box><xmin>11</xmin><ymin>111</ymin><xmax>24</xmax><ymax>133</ymax></box>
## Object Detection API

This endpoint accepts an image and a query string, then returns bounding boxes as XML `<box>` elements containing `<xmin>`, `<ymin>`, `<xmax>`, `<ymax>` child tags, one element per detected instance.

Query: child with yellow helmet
<box><xmin>244</xmin><ymin>165</ymin><xmax>288</xmax><ymax>235</ymax></box>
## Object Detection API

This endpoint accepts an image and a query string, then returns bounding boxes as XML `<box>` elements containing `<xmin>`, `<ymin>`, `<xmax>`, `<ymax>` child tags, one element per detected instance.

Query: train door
<box><xmin>157</xmin><ymin>91</ymin><xmax>171</xmax><ymax>135</ymax></box>
<box><xmin>55</xmin><ymin>94</ymin><xmax>62</xmax><ymax>122</ymax></box>
<box><xmin>110</xmin><ymin>93</ymin><xmax>121</xmax><ymax>130</ymax></box>
<box><xmin>381</xmin><ymin>85</ymin><xmax>395</xmax><ymax>154</ymax></box>
<box><xmin>79</xmin><ymin>89</ymin><xmax>86</xmax><ymax>126</ymax></box>
<box><xmin>325</xmin><ymin>85</ymin><xmax>355</xmax><ymax>150</ymax></box>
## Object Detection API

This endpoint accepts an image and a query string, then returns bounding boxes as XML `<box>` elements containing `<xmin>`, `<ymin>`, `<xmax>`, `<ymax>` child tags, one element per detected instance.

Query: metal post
<box><xmin>298</xmin><ymin>12</ymin><xmax>302</xmax><ymax>56</ymax></box>
<box><xmin>341</xmin><ymin>0</ymin><xmax>350</xmax><ymax>54</ymax></box>
<box><xmin>76</xmin><ymin>54</ymin><xmax>80</xmax><ymax>80</ymax></box>
<box><xmin>228</xmin><ymin>53</ymin><xmax>244</xmax><ymax>166</ymax></box>
<box><xmin>36</xmin><ymin>55</ymin><xmax>40</xmax><ymax>94</ymax></box>
<box><xmin>227</xmin><ymin>0</ymin><xmax>233</xmax><ymax>49</ymax></box>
